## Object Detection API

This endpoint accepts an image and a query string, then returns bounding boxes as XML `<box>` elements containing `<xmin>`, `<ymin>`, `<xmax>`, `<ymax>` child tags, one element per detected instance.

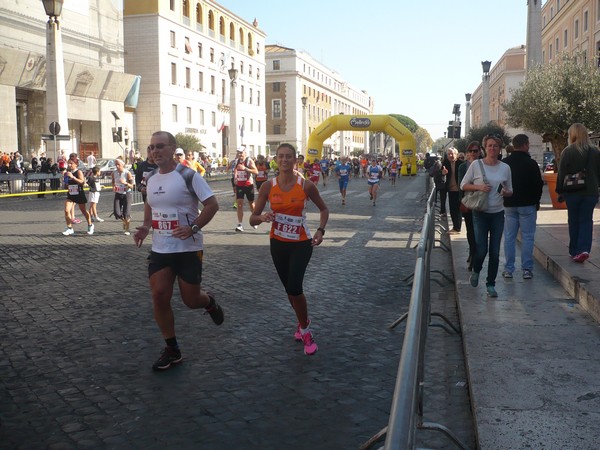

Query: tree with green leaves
<box><xmin>504</xmin><ymin>53</ymin><xmax>600</xmax><ymax>164</ymax></box>
<box><xmin>414</xmin><ymin>127</ymin><xmax>433</xmax><ymax>154</ymax></box>
<box><xmin>174</xmin><ymin>133</ymin><xmax>205</xmax><ymax>154</ymax></box>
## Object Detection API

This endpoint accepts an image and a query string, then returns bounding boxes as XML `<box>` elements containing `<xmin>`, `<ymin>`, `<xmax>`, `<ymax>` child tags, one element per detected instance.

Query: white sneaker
<box><xmin>235</xmin><ymin>224</ymin><xmax>244</xmax><ymax>232</ymax></box>
<box><xmin>124</xmin><ymin>230</ymin><xmax>130</xmax><ymax>236</ymax></box>
<box><xmin>62</xmin><ymin>227</ymin><xmax>74</xmax><ymax>236</ymax></box>
<box><xmin>252</xmin><ymin>225</ymin><xmax>259</xmax><ymax>230</ymax></box>
<box><xmin>95</xmin><ymin>216</ymin><xmax>105</xmax><ymax>222</ymax></box>
<box><xmin>87</xmin><ymin>224</ymin><xmax>94</xmax><ymax>235</ymax></box>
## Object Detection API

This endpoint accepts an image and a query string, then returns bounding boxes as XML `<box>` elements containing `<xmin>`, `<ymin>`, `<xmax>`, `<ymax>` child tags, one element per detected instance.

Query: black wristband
<box><xmin>317</xmin><ymin>227</ymin><xmax>325</xmax><ymax>236</ymax></box>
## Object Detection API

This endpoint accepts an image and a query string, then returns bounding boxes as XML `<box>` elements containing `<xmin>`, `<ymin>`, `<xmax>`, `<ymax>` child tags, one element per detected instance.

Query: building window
<box><xmin>564</xmin><ymin>29</ymin><xmax>568</xmax><ymax>48</ymax></box>
<box><xmin>250</xmin><ymin>118</ymin><xmax>254</xmax><ymax>132</ymax></box>
<box><xmin>211</xmin><ymin>111</ymin><xmax>216</xmax><ymax>127</ymax></box>
<box><xmin>198</xmin><ymin>43</ymin><xmax>203</xmax><ymax>58</ymax></box>
<box><xmin>597</xmin><ymin>0</ymin><xmax>600</xmax><ymax>21</ymax></box>
<box><xmin>241</xmin><ymin>85</ymin><xmax>245</xmax><ymax>102</ymax></box>
<box><xmin>549</xmin><ymin>43</ymin><xmax>553</xmax><ymax>60</ymax></box>
<box><xmin>584</xmin><ymin>10</ymin><xmax>589</xmax><ymax>31</ymax></box>
<box><xmin>556</xmin><ymin>37</ymin><xmax>559</xmax><ymax>53</ymax></box>
<box><xmin>172</xmin><ymin>104</ymin><xmax>178</xmax><ymax>122</ymax></box>
<box><xmin>249</xmin><ymin>88</ymin><xmax>253</xmax><ymax>104</ymax></box>
<box><xmin>170</xmin><ymin>31</ymin><xmax>176</xmax><ymax>48</ymax></box>
<box><xmin>210</xmin><ymin>75</ymin><xmax>215</xmax><ymax>94</ymax></box>
<box><xmin>273</xmin><ymin>60</ymin><xmax>281</xmax><ymax>70</ymax></box>
<box><xmin>258</xmin><ymin>120</ymin><xmax>261</xmax><ymax>133</ymax></box>
<box><xmin>185</xmin><ymin>67</ymin><xmax>191</xmax><ymax>88</ymax></box>
<box><xmin>199</xmin><ymin>109</ymin><xmax>205</xmax><ymax>125</ymax></box>
<box><xmin>257</xmin><ymin>68</ymin><xmax>260</xmax><ymax>80</ymax></box>
<box><xmin>249</xmin><ymin>65</ymin><xmax>252</xmax><ymax>77</ymax></box>
<box><xmin>575</xmin><ymin>19</ymin><xmax>579</xmax><ymax>39</ymax></box>
<box><xmin>210</xmin><ymin>47</ymin><xmax>214</xmax><ymax>63</ymax></box>
<box><xmin>182</xmin><ymin>0</ymin><xmax>189</xmax><ymax>17</ymax></box>
<box><xmin>272</xmin><ymin>99</ymin><xmax>281</xmax><ymax>119</ymax></box>
<box><xmin>187</xmin><ymin>107</ymin><xmax>192</xmax><ymax>124</ymax></box>
<box><xmin>171</xmin><ymin>63</ymin><xmax>177</xmax><ymax>85</ymax></box>
<box><xmin>273</xmin><ymin>82</ymin><xmax>280</xmax><ymax>92</ymax></box>
<box><xmin>199</xmin><ymin>71</ymin><xmax>204</xmax><ymax>91</ymax></box>
<box><xmin>257</xmin><ymin>91</ymin><xmax>260</xmax><ymax>106</ymax></box>
<box><xmin>274</xmin><ymin>125</ymin><xmax>281</xmax><ymax>134</ymax></box>
<box><xmin>185</xmin><ymin>37</ymin><xmax>192</xmax><ymax>54</ymax></box>
<box><xmin>170</xmin><ymin>0</ymin><xmax>175</xmax><ymax>11</ymax></box>
<box><xmin>240</xmin><ymin>61</ymin><xmax>244</xmax><ymax>74</ymax></box>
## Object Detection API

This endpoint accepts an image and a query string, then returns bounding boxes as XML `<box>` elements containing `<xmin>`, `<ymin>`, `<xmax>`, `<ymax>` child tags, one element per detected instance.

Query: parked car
<box><xmin>94</xmin><ymin>158</ymin><xmax>119</xmax><ymax>176</ymax></box>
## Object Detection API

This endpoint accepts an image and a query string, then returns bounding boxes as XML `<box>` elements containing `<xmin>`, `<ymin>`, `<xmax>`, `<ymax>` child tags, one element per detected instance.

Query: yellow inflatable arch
<box><xmin>305</xmin><ymin>114</ymin><xmax>417</xmax><ymax>176</ymax></box>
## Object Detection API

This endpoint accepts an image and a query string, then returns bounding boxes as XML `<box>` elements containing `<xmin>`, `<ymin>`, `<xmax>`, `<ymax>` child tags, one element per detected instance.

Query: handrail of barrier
<box><xmin>360</xmin><ymin>184</ymin><xmax>469</xmax><ymax>450</ymax></box>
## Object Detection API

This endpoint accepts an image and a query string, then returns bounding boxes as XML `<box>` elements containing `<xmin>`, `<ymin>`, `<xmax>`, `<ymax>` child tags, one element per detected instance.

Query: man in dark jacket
<box><xmin>502</xmin><ymin>134</ymin><xmax>543</xmax><ymax>279</ymax></box>
<box><xmin>443</xmin><ymin>148</ymin><xmax>464</xmax><ymax>233</ymax></box>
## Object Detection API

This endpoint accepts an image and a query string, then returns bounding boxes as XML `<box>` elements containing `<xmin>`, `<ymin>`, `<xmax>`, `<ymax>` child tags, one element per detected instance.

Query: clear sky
<box><xmin>217</xmin><ymin>0</ymin><xmax>529</xmax><ymax>140</ymax></box>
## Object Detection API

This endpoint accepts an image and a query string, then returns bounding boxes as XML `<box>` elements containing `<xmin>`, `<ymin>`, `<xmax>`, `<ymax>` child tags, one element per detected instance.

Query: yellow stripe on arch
<box><xmin>305</xmin><ymin>115</ymin><xmax>417</xmax><ymax>175</ymax></box>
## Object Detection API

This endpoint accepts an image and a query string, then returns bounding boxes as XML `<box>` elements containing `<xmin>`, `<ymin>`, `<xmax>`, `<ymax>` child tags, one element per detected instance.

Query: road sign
<box><xmin>41</xmin><ymin>134</ymin><xmax>70</xmax><ymax>141</ymax></box>
<box><xmin>49</xmin><ymin>121</ymin><xmax>61</xmax><ymax>136</ymax></box>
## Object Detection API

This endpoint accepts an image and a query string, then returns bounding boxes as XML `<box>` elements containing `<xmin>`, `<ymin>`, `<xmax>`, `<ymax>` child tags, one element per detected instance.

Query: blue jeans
<box><xmin>564</xmin><ymin>194</ymin><xmax>598</xmax><ymax>256</ymax></box>
<box><xmin>503</xmin><ymin>205</ymin><xmax>537</xmax><ymax>273</ymax></box>
<box><xmin>473</xmin><ymin>211</ymin><xmax>504</xmax><ymax>287</ymax></box>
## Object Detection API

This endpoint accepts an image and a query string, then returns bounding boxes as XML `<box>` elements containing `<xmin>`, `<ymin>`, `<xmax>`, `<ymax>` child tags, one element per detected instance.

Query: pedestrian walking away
<box><xmin>555</xmin><ymin>123</ymin><xmax>600</xmax><ymax>263</ymax></box>
<box><xmin>133</xmin><ymin>130</ymin><xmax>222</xmax><ymax>371</ymax></box>
<box><xmin>250</xmin><ymin>143</ymin><xmax>329</xmax><ymax>356</ymax></box>
<box><xmin>460</xmin><ymin>134</ymin><xmax>513</xmax><ymax>298</ymax></box>
<box><xmin>62</xmin><ymin>158</ymin><xmax>94</xmax><ymax>236</ymax></box>
<box><xmin>502</xmin><ymin>134</ymin><xmax>543</xmax><ymax>279</ymax></box>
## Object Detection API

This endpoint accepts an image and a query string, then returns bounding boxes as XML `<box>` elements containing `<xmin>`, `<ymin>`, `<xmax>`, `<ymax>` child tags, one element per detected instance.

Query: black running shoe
<box><xmin>152</xmin><ymin>346</ymin><xmax>182</xmax><ymax>371</ymax></box>
<box><xmin>204</xmin><ymin>293</ymin><xmax>224</xmax><ymax>325</ymax></box>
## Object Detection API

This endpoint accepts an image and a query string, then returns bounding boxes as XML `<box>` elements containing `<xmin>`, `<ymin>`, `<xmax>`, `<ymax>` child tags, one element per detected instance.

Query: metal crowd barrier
<box><xmin>361</xmin><ymin>186</ymin><xmax>469</xmax><ymax>450</ymax></box>
<box><xmin>0</xmin><ymin>173</ymin><xmax>113</xmax><ymax>198</ymax></box>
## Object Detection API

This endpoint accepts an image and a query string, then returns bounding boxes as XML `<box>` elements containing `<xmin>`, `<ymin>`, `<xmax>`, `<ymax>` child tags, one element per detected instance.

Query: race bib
<box><xmin>339</xmin><ymin>169</ymin><xmax>348</xmax><ymax>176</ymax></box>
<box><xmin>236</xmin><ymin>171</ymin><xmax>248</xmax><ymax>182</ymax></box>
<box><xmin>273</xmin><ymin>213</ymin><xmax>303</xmax><ymax>240</ymax></box>
<box><xmin>151</xmin><ymin>209</ymin><xmax>179</xmax><ymax>236</ymax></box>
<box><xmin>114</xmin><ymin>184</ymin><xmax>127</xmax><ymax>194</ymax></box>
<box><xmin>68</xmin><ymin>184</ymin><xmax>79</xmax><ymax>195</ymax></box>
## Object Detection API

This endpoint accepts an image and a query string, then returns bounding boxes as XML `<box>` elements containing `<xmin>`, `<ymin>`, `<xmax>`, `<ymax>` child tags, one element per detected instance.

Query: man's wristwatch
<box><xmin>191</xmin><ymin>224</ymin><xmax>200</xmax><ymax>234</ymax></box>
<box><xmin>317</xmin><ymin>227</ymin><xmax>325</xmax><ymax>235</ymax></box>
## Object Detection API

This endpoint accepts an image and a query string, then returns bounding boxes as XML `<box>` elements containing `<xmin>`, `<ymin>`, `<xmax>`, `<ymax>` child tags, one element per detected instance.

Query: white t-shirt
<box><xmin>460</xmin><ymin>160</ymin><xmax>512</xmax><ymax>214</ymax></box>
<box><xmin>147</xmin><ymin>169</ymin><xmax>214</xmax><ymax>253</ymax></box>
<box><xmin>87</xmin><ymin>155</ymin><xmax>96</xmax><ymax>167</ymax></box>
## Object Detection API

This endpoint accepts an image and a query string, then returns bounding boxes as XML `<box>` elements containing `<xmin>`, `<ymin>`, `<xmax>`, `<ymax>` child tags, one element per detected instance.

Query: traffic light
<box><xmin>447</xmin><ymin>125</ymin><xmax>461</xmax><ymax>139</ymax></box>
<box><xmin>112</xmin><ymin>126</ymin><xmax>123</xmax><ymax>142</ymax></box>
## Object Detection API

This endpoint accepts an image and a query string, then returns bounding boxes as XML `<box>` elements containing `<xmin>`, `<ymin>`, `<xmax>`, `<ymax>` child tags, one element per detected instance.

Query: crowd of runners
<box><xmin>55</xmin><ymin>135</ymin><xmax>412</xmax><ymax>369</ymax></box>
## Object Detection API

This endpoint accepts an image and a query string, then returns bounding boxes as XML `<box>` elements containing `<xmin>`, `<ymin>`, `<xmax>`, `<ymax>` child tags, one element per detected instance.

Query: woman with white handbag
<box><xmin>460</xmin><ymin>135</ymin><xmax>513</xmax><ymax>297</ymax></box>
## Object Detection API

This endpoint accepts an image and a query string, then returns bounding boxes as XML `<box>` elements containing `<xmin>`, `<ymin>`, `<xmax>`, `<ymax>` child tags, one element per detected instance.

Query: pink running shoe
<box><xmin>72</xmin><ymin>218</ymin><xmax>82</xmax><ymax>224</ymax></box>
<box><xmin>573</xmin><ymin>252</ymin><xmax>590</xmax><ymax>263</ymax></box>
<box><xmin>302</xmin><ymin>331</ymin><xmax>318</xmax><ymax>355</ymax></box>
<box><xmin>294</xmin><ymin>319</ymin><xmax>311</xmax><ymax>342</ymax></box>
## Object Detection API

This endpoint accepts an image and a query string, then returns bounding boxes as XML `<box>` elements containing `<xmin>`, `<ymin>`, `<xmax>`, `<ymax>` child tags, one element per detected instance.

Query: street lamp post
<box><xmin>228</xmin><ymin>68</ymin><xmax>238</xmax><ymax>161</ymax></box>
<box><xmin>42</xmin><ymin>0</ymin><xmax>69</xmax><ymax>161</ymax></box>
<box><xmin>481</xmin><ymin>60</ymin><xmax>491</xmax><ymax>126</ymax></box>
<box><xmin>465</xmin><ymin>93</ymin><xmax>472</xmax><ymax>136</ymax></box>
<box><xmin>301</xmin><ymin>96</ymin><xmax>308</xmax><ymax>155</ymax></box>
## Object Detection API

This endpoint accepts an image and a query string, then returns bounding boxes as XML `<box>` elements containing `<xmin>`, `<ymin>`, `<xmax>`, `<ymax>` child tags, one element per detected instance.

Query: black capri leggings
<box><xmin>113</xmin><ymin>192</ymin><xmax>132</xmax><ymax>220</ymax></box>
<box><xmin>270</xmin><ymin>238</ymin><xmax>313</xmax><ymax>296</ymax></box>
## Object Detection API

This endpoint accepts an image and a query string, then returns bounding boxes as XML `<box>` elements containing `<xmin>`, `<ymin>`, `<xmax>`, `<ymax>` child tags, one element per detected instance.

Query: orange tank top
<box><xmin>268</xmin><ymin>175</ymin><xmax>310</xmax><ymax>242</ymax></box>
<box><xmin>255</xmin><ymin>162</ymin><xmax>269</xmax><ymax>182</ymax></box>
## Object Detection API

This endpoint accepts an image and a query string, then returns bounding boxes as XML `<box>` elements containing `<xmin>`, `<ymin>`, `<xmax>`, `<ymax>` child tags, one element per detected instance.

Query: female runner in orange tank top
<box><xmin>250</xmin><ymin>143</ymin><xmax>329</xmax><ymax>355</ymax></box>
